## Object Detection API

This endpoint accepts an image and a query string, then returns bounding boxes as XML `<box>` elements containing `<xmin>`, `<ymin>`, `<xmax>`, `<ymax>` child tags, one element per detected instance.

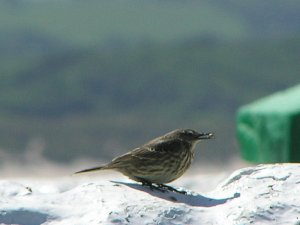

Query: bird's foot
<box><xmin>157</xmin><ymin>184</ymin><xmax>187</xmax><ymax>195</ymax></box>
<box><xmin>138</xmin><ymin>178</ymin><xmax>186</xmax><ymax>194</ymax></box>
<box><xmin>141</xmin><ymin>181</ymin><xmax>166</xmax><ymax>193</ymax></box>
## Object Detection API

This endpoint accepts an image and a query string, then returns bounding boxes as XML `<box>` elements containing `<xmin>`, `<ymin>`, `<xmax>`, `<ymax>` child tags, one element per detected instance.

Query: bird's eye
<box><xmin>185</xmin><ymin>130</ymin><xmax>194</xmax><ymax>135</ymax></box>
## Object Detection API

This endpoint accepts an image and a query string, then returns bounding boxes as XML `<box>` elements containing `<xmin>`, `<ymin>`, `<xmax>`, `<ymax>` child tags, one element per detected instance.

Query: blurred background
<box><xmin>0</xmin><ymin>0</ymin><xmax>299</xmax><ymax>177</ymax></box>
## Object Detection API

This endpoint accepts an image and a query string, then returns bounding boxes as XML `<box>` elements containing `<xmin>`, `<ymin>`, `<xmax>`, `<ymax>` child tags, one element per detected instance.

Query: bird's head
<box><xmin>166</xmin><ymin>129</ymin><xmax>214</xmax><ymax>142</ymax></box>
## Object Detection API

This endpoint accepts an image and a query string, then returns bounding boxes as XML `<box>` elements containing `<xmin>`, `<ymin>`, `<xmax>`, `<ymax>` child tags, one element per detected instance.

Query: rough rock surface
<box><xmin>0</xmin><ymin>164</ymin><xmax>299</xmax><ymax>225</ymax></box>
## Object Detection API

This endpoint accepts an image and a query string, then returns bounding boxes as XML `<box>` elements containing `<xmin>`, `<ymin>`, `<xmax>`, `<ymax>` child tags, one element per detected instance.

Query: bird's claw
<box><xmin>157</xmin><ymin>184</ymin><xmax>187</xmax><ymax>195</ymax></box>
<box><xmin>141</xmin><ymin>181</ymin><xmax>187</xmax><ymax>195</ymax></box>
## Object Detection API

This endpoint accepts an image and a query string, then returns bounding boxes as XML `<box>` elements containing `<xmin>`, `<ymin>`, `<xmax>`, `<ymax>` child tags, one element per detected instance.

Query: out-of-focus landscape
<box><xmin>0</xmin><ymin>0</ymin><xmax>299</xmax><ymax>176</ymax></box>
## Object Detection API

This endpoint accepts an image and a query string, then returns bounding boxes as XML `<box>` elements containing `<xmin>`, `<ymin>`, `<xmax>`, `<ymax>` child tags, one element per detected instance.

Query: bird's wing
<box><xmin>121</xmin><ymin>138</ymin><xmax>182</xmax><ymax>161</ymax></box>
<box><xmin>105</xmin><ymin>139</ymin><xmax>183</xmax><ymax>169</ymax></box>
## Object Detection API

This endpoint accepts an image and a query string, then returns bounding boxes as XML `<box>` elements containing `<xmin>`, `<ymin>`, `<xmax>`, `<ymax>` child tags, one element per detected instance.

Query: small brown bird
<box><xmin>75</xmin><ymin>129</ymin><xmax>214</xmax><ymax>194</ymax></box>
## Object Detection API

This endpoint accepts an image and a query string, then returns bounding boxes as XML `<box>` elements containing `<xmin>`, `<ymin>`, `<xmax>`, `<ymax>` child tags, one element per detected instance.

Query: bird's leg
<box><xmin>137</xmin><ymin>178</ymin><xmax>165</xmax><ymax>193</ymax></box>
<box><xmin>157</xmin><ymin>184</ymin><xmax>187</xmax><ymax>195</ymax></box>
<box><xmin>136</xmin><ymin>177</ymin><xmax>186</xmax><ymax>194</ymax></box>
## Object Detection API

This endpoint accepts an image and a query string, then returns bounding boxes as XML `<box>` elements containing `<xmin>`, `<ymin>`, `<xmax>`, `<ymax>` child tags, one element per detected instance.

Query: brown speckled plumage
<box><xmin>75</xmin><ymin>129</ymin><xmax>214</xmax><ymax>193</ymax></box>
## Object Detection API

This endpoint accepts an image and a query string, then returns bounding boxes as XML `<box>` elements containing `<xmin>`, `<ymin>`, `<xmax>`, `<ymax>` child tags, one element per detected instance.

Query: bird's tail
<box><xmin>74</xmin><ymin>165</ymin><xmax>109</xmax><ymax>174</ymax></box>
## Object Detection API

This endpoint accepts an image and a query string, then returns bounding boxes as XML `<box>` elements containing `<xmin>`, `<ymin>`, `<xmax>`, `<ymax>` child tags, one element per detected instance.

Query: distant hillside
<box><xmin>0</xmin><ymin>0</ymin><xmax>300</xmax><ymax>47</ymax></box>
<box><xmin>0</xmin><ymin>37</ymin><xmax>299</xmax><ymax>162</ymax></box>
<box><xmin>1</xmin><ymin>0</ymin><xmax>299</xmax><ymax>163</ymax></box>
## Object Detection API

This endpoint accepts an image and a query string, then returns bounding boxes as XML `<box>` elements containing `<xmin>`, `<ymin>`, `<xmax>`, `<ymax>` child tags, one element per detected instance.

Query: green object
<box><xmin>237</xmin><ymin>85</ymin><xmax>300</xmax><ymax>163</ymax></box>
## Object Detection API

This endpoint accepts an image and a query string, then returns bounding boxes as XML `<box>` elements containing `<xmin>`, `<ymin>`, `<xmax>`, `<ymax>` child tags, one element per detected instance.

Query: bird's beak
<box><xmin>197</xmin><ymin>132</ymin><xmax>214</xmax><ymax>139</ymax></box>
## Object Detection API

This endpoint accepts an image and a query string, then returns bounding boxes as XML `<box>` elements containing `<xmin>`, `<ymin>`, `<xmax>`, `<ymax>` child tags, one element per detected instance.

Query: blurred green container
<box><xmin>237</xmin><ymin>84</ymin><xmax>300</xmax><ymax>163</ymax></box>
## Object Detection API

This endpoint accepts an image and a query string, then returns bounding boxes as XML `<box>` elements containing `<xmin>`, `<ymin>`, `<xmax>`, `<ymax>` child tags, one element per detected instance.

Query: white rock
<box><xmin>0</xmin><ymin>164</ymin><xmax>299</xmax><ymax>225</ymax></box>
